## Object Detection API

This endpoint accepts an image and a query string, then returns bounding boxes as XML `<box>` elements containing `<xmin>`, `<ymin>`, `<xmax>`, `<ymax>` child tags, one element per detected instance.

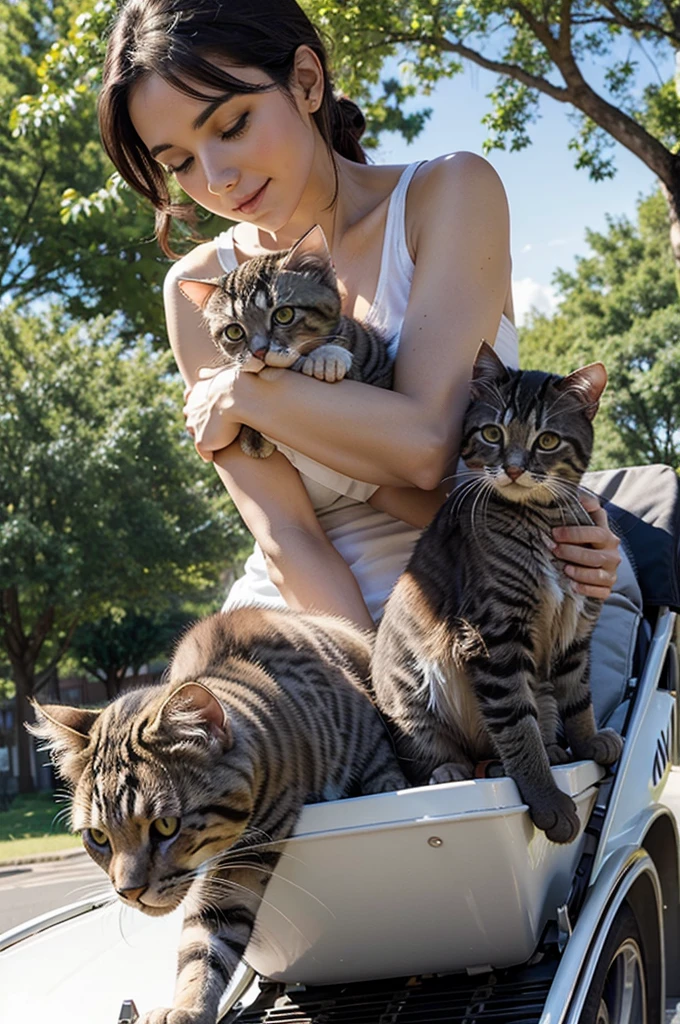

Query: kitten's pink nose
<box><xmin>117</xmin><ymin>885</ymin><xmax>148</xmax><ymax>903</ymax></box>
<box><xmin>252</xmin><ymin>347</ymin><xmax>267</xmax><ymax>359</ymax></box>
<box><xmin>505</xmin><ymin>466</ymin><xmax>524</xmax><ymax>482</ymax></box>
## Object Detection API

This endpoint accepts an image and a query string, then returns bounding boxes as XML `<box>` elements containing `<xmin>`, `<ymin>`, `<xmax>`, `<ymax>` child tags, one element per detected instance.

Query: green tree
<box><xmin>520</xmin><ymin>189</ymin><xmax>680</xmax><ymax>468</ymax></box>
<box><xmin>0</xmin><ymin>306</ymin><xmax>246</xmax><ymax>792</ymax></box>
<box><xmin>69</xmin><ymin>606</ymin><xmax>191</xmax><ymax>700</ymax></box>
<box><xmin>15</xmin><ymin>1</ymin><xmax>680</xmax><ymax>271</ymax></box>
<box><xmin>0</xmin><ymin>0</ymin><xmax>187</xmax><ymax>340</ymax></box>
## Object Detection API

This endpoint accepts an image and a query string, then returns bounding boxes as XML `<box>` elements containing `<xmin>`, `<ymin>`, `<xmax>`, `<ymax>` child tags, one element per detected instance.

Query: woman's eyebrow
<box><xmin>149</xmin><ymin>93</ymin><xmax>235</xmax><ymax>158</ymax></box>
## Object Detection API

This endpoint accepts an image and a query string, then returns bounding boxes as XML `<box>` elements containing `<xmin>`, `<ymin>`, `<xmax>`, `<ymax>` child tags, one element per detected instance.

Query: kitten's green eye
<box><xmin>273</xmin><ymin>306</ymin><xmax>295</xmax><ymax>325</ymax></box>
<box><xmin>223</xmin><ymin>323</ymin><xmax>245</xmax><ymax>343</ymax></box>
<box><xmin>537</xmin><ymin>432</ymin><xmax>560</xmax><ymax>451</ymax></box>
<box><xmin>88</xmin><ymin>827</ymin><xmax>109</xmax><ymax>848</ymax></box>
<box><xmin>152</xmin><ymin>817</ymin><xmax>180</xmax><ymax>839</ymax></box>
<box><xmin>481</xmin><ymin>424</ymin><xmax>502</xmax><ymax>444</ymax></box>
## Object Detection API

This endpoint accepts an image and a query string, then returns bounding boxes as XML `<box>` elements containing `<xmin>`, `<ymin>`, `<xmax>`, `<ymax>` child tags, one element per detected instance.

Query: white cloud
<box><xmin>512</xmin><ymin>277</ymin><xmax>559</xmax><ymax>327</ymax></box>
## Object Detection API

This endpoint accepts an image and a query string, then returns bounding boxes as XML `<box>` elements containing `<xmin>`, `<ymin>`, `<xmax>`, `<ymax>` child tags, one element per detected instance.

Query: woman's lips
<box><xmin>234</xmin><ymin>179</ymin><xmax>270</xmax><ymax>215</ymax></box>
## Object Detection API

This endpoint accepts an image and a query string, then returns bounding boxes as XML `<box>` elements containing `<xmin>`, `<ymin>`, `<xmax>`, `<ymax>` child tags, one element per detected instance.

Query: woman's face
<box><xmin>128</xmin><ymin>62</ymin><xmax>321</xmax><ymax>234</ymax></box>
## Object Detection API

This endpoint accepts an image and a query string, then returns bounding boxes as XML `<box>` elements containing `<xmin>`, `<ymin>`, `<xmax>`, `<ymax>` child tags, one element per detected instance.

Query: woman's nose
<box><xmin>206</xmin><ymin>166</ymin><xmax>239</xmax><ymax>196</ymax></box>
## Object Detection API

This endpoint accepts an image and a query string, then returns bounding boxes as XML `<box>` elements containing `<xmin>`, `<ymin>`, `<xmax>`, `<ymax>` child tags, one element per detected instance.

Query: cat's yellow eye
<box><xmin>88</xmin><ymin>827</ymin><xmax>109</xmax><ymax>848</ymax></box>
<box><xmin>223</xmin><ymin>323</ymin><xmax>245</xmax><ymax>343</ymax></box>
<box><xmin>273</xmin><ymin>306</ymin><xmax>295</xmax><ymax>325</ymax></box>
<box><xmin>481</xmin><ymin>424</ymin><xmax>502</xmax><ymax>444</ymax></box>
<box><xmin>152</xmin><ymin>817</ymin><xmax>180</xmax><ymax>839</ymax></box>
<box><xmin>537</xmin><ymin>432</ymin><xmax>560</xmax><ymax>451</ymax></box>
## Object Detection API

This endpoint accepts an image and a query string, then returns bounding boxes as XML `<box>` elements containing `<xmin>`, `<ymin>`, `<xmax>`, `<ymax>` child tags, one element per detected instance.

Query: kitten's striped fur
<box><xmin>179</xmin><ymin>225</ymin><xmax>392</xmax><ymax>458</ymax></box>
<box><xmin>31</xmin><ymin>608</ymin><xmax>405</xmax><ymax>1024</ymax></box>
<box><xmin>372</xmin><ymin>343</ymin><xmax>622</xmax><ymax>845</ymax></box>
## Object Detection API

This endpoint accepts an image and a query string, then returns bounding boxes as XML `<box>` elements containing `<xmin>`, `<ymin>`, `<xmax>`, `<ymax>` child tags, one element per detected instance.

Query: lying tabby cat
<box><xmin>31</xmin><ymin>608</ymin><xmax>406</xmax><ymax>1024</ymax></box>
<box><xmin>372</xmin><ymin>342</ymin><xmax>623</xmax><ymax>845</ymax></box>
<box><xmin>179</xmin><ymin>224</ymin><xmax>392</xmax><ymax>459</ymax></box>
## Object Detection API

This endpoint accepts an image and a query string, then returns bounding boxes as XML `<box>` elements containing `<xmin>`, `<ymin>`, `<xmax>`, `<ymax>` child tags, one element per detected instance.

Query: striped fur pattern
<box><xmin>31</xmin><ymin>607</ymin><xmax>405</xmax><ymax>1024</ymax></box>
<box><xmin>179</xmin><ymin>224</ymin><xmax>392</xmax><ymax>458</ymax></box>
<box><xmin>372</xmin><ymin>342</ymin><xmax>622</xmax><ymax>845</ymax></box>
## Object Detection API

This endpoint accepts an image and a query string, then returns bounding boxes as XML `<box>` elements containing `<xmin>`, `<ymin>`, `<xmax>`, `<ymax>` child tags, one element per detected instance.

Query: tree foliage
<box><xmin>0</xmin><ymin>306</ymin><xmax>246</xmax><ymax>789</ymax></box>
<box><xmin>520</xmin><ymin>189</ymin><xmax>680</xmax><ymax>469</ymax></box>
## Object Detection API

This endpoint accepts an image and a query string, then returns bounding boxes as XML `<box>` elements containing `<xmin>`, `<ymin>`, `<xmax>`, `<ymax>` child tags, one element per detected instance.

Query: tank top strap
<box><xmin>381</xmin><ymin>161</ymin><xmax>425</xmax><ymax>278</ymax></box>
<box><xmin>215</xmin><ymin>226</ymin><xmax>238</xmax><ymax>273</ymax></box>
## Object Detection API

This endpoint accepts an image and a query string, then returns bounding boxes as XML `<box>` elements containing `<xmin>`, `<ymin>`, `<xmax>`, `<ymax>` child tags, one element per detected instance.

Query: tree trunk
<box><xmin>14</xmin><ymin>666</ymin><xmax>35</xmax><ymax>794</ymax></box>
<box><xmin>659</xmin><ymin>178</ymin><xmax>680</xmax><ymax>282</ymax></box>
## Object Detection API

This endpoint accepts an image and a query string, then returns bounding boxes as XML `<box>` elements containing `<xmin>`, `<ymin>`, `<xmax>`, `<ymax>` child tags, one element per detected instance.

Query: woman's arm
<box><xmin>164</xmin><ymin>242</ymin><xmax>375</xmax><ymax>629</ymax></box>
<box><xmin>213</xmin><ymin>445</ymin><xmax>375</xmax><ymax>630</ymax></box>
<box><xmin>185</xmin><ymin>154</ymin><xmax>510</xmax><ymax>489</ymax></box>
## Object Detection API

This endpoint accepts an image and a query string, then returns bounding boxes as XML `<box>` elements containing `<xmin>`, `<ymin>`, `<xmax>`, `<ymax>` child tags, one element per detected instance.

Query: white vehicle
<box><xmin>1</xmin><ymin>464</ymin><xmax>679</xmax><ymax>1024</ymax></box>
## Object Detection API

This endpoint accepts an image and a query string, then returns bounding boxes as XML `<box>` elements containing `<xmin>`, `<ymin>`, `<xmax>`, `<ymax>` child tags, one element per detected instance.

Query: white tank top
<box><xmin>215</xmin><ymin>160</ymin><xmax>520</xmax><ymax>619</ymax></box>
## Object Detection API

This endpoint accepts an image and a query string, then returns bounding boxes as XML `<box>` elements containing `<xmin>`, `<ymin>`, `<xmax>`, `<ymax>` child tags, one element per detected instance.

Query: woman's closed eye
<box><xmin>163</xmin><ymin>113</ymin><xmax>250</xmax><ymax>177</ymax></box>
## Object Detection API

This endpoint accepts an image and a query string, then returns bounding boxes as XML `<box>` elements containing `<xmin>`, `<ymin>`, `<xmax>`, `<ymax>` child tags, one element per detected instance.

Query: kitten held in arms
<box><xmin>179</xmin><ymin>225</ymin><xmax>392</xmax><ymax>460</ymax></box>
<box><xmin>372</xmin><ymin>342</ymin><xmax>623</xmax><ymax>845</ymax></box>
<box><xmin>30</xmin><ymin>608</ymin><xmax>406</xmax><ymax>1024</ymax></box>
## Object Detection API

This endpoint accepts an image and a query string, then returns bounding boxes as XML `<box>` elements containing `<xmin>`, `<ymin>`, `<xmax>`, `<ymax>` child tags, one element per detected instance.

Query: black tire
<box><xmin>578</xmin><ymin>902</ymin><xmax>661</xmax><ymax>1024</ymax></box>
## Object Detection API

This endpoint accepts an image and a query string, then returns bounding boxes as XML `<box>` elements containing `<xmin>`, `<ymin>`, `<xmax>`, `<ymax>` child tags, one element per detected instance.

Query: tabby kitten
<box><xmin>31</xmin><ymin>607</ymin><xmax>405</xmax><ymax>1024</ymax></box>
<box><xmin>179</xmin><ymin>225</ymin><xmax>392</xmax><ymax>458</ymax></box>
<box><xmin>372</xmin><ymin>342</ymin><xmax>623</xmax><ymax>845</ymax></box>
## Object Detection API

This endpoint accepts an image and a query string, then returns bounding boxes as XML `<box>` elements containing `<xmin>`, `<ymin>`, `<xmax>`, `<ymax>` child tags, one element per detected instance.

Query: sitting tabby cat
<box><xmin>179</xmin><ymin>224</ymin><xmax>392</xmax><ymax>459</ymax></box>
<box><xmin>31</xmin><ymin>608</ymin><xmax>406</xmax><ymax>1024</ymax></box>
<box><xmin>372</xmin><ymin>342</ymin><xmax>623</xmax><ymax>845</ymax></box>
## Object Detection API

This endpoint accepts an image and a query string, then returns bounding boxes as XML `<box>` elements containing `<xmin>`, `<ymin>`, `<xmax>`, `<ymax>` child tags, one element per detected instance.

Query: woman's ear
<box><xmin>292</xmin><ymin>45</ymin><xmax>325</xmax><ymax>114</ymax></box>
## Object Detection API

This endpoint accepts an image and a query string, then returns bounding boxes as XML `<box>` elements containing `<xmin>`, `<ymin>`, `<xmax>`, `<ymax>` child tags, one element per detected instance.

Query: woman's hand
<box><xmin>551</xmin><ymin>490</ymin><xmax>621</xmax><ymax>600</ymax></box>
<box><xmin>183</xmin><ymin>359</ymin><xmax>263</xmax><ymax>462</ymax></box>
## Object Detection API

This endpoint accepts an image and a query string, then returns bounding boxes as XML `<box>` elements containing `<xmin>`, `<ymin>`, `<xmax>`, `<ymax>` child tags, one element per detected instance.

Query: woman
<box><xmin>98</xmin><ymin>0</ymin><xmax>620</xmax><ymax>631</ymax></box>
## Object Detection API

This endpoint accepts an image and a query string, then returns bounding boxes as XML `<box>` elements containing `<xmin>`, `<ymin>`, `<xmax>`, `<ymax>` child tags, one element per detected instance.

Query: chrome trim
<box><xmin>540</xmin><ymin>849</ymin><xmax>663</xmax><ymax>1024</ymax></box>
<box><xmin>593</xmin><ymin>608</ymin><xmax>676</xmax><ymax>879</ymax></box>
<box><xmin>217</xmin><ymin>965</ymin><xmax>258</xmax><ymax>1022</ymax></box>
<box><xmin>0</xmin><ymin>895</ymin><xmax>113</xmax><ymax>953</ymax></box>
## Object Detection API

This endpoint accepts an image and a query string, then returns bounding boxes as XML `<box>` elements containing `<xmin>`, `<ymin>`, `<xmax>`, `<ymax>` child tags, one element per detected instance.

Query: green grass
<box><xmin>0</xmin><ymin>792</ymin><xmax>79</xmax><ymax>862</ymax></box>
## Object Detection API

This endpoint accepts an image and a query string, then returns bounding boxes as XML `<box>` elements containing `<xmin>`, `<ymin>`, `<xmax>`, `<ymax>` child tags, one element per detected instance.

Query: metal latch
<box><xmin>118</xmin><ymin>1000</ymin><xmax>139</xmax><ymax>1023</ymax></box>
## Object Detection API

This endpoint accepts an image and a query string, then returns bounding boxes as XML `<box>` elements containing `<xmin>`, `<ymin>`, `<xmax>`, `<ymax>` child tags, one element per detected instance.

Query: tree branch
<box><xmin>33</xmin><ymin>618</ymin><xmax>79</xmax><ymax>695</ymax></box>
<box><xmin>0</xmin><ymin>165</ymin><xmax>48</xmax><ymax>293</ymax></box>
<box><xmin>598</xmin><ymin>0</ymin><xmax>680</xmax><ymax>46</ymax></box>
<box><xmin>388</xmin><ymin>32</ymin><xmax>570</xmax><ymax>101</ymax></box>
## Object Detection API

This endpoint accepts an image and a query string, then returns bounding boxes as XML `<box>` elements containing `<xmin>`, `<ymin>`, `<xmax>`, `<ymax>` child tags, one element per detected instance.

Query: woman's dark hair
<box><xmin>98</xmin><ymin>0</ymin><xmax>367</xmax><ymax>256</ymax></box>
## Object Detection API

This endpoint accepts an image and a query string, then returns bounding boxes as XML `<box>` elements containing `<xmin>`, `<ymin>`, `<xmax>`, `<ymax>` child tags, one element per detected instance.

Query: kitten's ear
<box><xmin>151</xmin><ymin>682</ymin><xmax>232</xmax><ymax>751</ymax></box>
<box><xmin>555</xmin><ymin>362</ymin><xmax>607</xmax><ymax>421</ymax></box>
<box><xmin>177</xmin><ymin>277</ymin><xmax>223</xmax><ymax>310</ymax></box>
<box><xmin>280</xmin><ymin>225</ymin><xmax>336</xmax><ymax>284</ymax></box>
<box><xmin>27</xmin><ymin>702</ymin><xmax>99</xmax><ymax>786</ymax></box>
<box><xmin>472</xmin><ymin>340</ymin><xmax>511</xmax><ymax>384</ymax></box>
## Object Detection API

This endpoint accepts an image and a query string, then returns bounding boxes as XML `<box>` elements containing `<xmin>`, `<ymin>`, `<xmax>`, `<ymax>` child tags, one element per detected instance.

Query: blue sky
<box><xmin>372</xmin><ymin>53</ymin><xmax>669</xmax><ymax>325</ymax></box>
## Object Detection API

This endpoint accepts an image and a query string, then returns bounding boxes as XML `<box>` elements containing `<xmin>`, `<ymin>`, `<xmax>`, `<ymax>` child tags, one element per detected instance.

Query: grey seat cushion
<box><xmin>588</xmin><ymin>542</ymin><xmax>642</xmax><ymax>729</ymax></box>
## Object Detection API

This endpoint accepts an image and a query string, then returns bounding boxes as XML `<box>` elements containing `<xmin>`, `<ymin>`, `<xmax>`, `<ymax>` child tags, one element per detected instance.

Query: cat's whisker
<box><xmin>195</xmin><ymin>875</ymin><xmax>319</xmax><ymax>939</ymax></box>
<box><xmin>202</xmin><ymin>860</ymin><xmax>333</xmax><ymax>915</ymax></box>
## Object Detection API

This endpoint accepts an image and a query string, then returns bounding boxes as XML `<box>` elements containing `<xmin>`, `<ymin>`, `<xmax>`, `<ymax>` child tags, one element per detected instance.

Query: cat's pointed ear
<box><xmin>27</xmin><ymin>702</ymin><xmax>100</xmax><ymax>786</ymax></box>
<box><xmin>555</xmin><ymin>362</ymin><xmax>607</xmax><ymax>421</ymax></box>
<box><xmin>152</xmin><ymin>682</ymin><xmax>232</xmax><ymax>750</ymax></box>
<box><xmin>472</xmin><ymin>340</ymin><xmax>511</xmax><ymax>384</ymax></box>
<box><xmin>280</xmin><ymin>225</ymin><xmax>336</xmax><ymax>284</ymax></box>
<box><xmin>177</xmin><ymin>277</ymin><xmax>223</xmax><ymax>310</ymax></box>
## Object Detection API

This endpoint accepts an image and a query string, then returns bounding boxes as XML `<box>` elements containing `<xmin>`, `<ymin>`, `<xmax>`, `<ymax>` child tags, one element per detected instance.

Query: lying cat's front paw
<box><xmin>529</xmin><ymin>789</ymin><xmax>580</xmax><ymax>845</ymax></box>
<box><xmin>573</xmin><ymin>728</ymin><xmax>623</xmax><ymax>766</ymax></box>
<box><xmin>299</xmin><ymin>344</ymin><xmax>353</xmax><ymax>383</ymax></box>
<box><xmin>429</xmin><ymin>761</ymin><xmax>474</xmax><ymax>784</ymax></box>
<box><xmin>138</xmin><ymin>1008</ymin><xmax>211</xmax><ymax>1024</ymax></box>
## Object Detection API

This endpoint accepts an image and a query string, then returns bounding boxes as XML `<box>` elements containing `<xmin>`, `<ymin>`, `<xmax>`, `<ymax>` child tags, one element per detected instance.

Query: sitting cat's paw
<box><xmin>573</xmin><ymin>728</ymin><xmax>623</xmax><ymax>766</ymax></box>
<box><xmin>138</xmin><ymin>1009</ymin><xmax>211</xmax><ymax>1024</ymax></box>
<box><xmin>299</xmin><ymin>344</ymin><xmax>353</xmax><ymax>383</ymax></box>
<box><xmin>429</xmin><ymin>761</ymin><xmax>474</xmax><ymax>784</ymax></box>
<box><xmin>529</xmin><ymin>789</ymin><xmax>580</xmax><ymax>845</ymax></box>
<box><xmin>545</xmin><ymin>743</ymin><xmax>572</xmax><ymax>766</ymax></box>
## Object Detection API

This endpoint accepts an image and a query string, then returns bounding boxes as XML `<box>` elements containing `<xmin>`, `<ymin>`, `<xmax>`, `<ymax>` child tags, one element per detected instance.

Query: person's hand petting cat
<box><xmin>550</xmin><ymin>489</ymin><xmax>621</xmax><ymax>601</ymax></box>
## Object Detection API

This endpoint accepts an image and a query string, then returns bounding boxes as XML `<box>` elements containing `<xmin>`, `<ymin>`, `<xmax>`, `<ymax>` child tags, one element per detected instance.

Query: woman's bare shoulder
<box><xmin>406</xmin><ymin>152</ymin><xmax>508</xmax><ymax>258</ymax></box>
<box><xmin>163</xmin><ymin>239</ymin><xmax>223</xmax><ymax>295</ymax></box>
